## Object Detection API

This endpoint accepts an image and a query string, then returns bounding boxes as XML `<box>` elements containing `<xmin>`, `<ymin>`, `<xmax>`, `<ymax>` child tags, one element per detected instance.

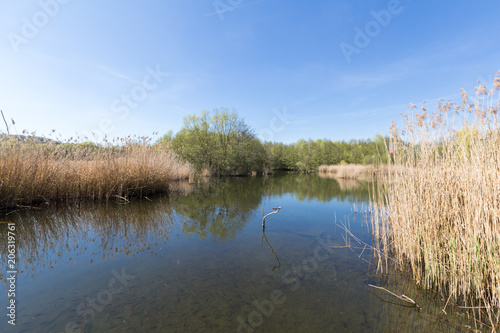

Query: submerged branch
<box><xmin>113</xmin><ymin>195</ymin><xmax>130</xmax><ymax>204</ymax></box>
<box><xmin>368</xmin><ymin>284</ymin><xmax>422</xmax><ymax>309</ymax></box>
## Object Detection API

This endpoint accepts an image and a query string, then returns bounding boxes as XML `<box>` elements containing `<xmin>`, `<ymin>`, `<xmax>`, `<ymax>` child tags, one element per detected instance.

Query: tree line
<box><xmin>159</xmin><ymin>108</ymin><xmax>388</xmax><ymax>175</ymax></box>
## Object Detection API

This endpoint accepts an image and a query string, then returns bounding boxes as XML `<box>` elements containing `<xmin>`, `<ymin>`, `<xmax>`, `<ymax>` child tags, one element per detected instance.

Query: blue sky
<box><xmin>1</xmin><ymin>0</ymin><xmax>499</xmax><ymax>143</ymax></box>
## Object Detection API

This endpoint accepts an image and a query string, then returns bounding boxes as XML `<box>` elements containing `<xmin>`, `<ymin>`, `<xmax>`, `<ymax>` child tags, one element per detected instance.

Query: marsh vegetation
<box><xmin>0</xmin><ymin>135</ymin><xmax>191</xmax><ymax>209</ymax></box>
<box><xmin>318</xmin><ymin>163</ymin><xmax>374</xmax><ymax>180</ymax></box>
<box><xmin>371</xmin><ymin>73</ymin><xmax>500</xmax><ymax>330</ymax></box>
<box><xmin>0</xmin><ymin>174</ymin><xmax>477</xmax><ymax>332</ymax></box>
<box><xmin>2</xmin><ymin>70</ymin><xmax>499</xmax><ymax>329</ymax></box>
<box><xmin>0</xmin><ymin>108</ymin><xmax>387</xmax><ymax>209</ymax></box>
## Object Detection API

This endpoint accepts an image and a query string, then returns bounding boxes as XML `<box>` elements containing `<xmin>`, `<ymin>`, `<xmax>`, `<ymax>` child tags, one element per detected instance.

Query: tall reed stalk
<box><xmin>371</xmin><ymin>72</ymin><xmax>500</xmax><ymax>330</ymax></box>
<box><xmin>0</xmin><ymin>135</ymin><xmax>192</xmax><ymax>208</ymax></box>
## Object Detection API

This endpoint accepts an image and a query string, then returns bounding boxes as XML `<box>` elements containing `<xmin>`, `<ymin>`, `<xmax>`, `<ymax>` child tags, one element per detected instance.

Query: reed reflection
<box><xmin>0</xmin><ymin>194</ymin><xmax>180</xmax><ymax>279</ymax></box>
<box><xmin>0</xmin><ymin>174</ymin><xmax>373</xmax><ymax>280</ymax></box>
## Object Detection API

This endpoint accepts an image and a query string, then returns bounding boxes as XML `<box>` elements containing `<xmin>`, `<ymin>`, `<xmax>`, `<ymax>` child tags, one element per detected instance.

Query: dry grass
<box><xmin>371</xmin><ymin>72</ymin><xmax>500</xmax><ymax>330</ymax></box>
<box><xmin>318</xmin><ymin>164</ymin><xmax>374</xmax><ymax>180</ymax></box>
<box><xmin>319</xmin><ymin>174</ymin><xmax>363</xmax><ymax>191</ymax></box>
<box><xmin>0</xmin><ymin>135</ymin><xmax>192</xmax><ymax>208</ymax></box>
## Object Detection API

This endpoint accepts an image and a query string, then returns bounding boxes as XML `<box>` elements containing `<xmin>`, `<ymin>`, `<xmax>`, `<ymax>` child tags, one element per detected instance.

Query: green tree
<box><xmin>172</xmin><ymin>109</ymin><xmax>265</xmax><ymax>175</ymax></box>
<box><xmin>157</xmin><ymin>130</ymin><xmax>174</xmax><ymax>146</ymax></box>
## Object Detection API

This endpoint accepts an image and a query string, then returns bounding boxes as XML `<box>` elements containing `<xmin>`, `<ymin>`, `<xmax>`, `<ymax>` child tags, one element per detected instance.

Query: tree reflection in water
<box><xmin>0</xmin><ymin>174</ymin><xmax>371</xmax><ymax>279</ymax></box>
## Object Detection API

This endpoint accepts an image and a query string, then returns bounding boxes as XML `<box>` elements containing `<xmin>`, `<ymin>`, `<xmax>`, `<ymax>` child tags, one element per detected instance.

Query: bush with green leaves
<box><xmin>170</xmin><ymin>109</ymin><xmax>265</xmax><ymax>175</ymax></box>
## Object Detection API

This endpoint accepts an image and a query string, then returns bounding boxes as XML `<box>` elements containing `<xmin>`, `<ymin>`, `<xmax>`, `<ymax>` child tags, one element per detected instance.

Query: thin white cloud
<box><xmin>205</xmin><ymin>0</ymin><xmax>267</xmax><ymax>17</ymax></box>
<box><xmin>338</xmin><ymin>59</ymin><xmax>420</xmax><ymax>90</ymax></box>
<box><xmin>98</xmin><ymin>65</ymin><xmax>142</xmax><ymax>86</ymax></box>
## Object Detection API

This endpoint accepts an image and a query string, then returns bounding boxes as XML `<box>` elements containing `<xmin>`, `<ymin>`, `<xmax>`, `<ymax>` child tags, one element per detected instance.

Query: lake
<box><xmin>0</xmin><ymin>173</ymin><xmax>478</xmax><ymax>332</ymax></box>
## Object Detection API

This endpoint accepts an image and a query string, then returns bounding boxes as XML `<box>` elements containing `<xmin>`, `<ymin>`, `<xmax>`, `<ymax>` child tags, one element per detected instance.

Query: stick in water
<box><xmin>368</xmin><ymin>284</ymin><xmax>422</xmax><ymax>309</ymax></box>
<box><xmin>262</xmin><ymin>206</ymin><xmax>281</xmax><ymax>229</ymax></box>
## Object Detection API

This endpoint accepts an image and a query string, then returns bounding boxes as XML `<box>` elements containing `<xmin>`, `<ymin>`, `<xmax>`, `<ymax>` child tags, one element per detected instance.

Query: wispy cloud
<box><xmin>337</xmin><ymin>59</ymin><xmax>420</xmax><ymax>90</ymax></box>
<box><xmin>98</xmin><ymin>65</ymin><xmax>143</xmax><ymax>86</ymax></box>
<box><xmin>336</xmin><ymin>34</ymin><xmax>498</xmax><ymax>92</ymax></box>
<box><xmin>205</xmin><ymin>0</ymin><xmax>266</xmax><ymax>17</ymax></box>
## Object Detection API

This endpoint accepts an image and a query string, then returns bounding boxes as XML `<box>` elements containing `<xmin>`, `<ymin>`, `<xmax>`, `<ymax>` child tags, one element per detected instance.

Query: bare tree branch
<box><xmin>262</xmin><ymin>206</ymin><xmax>281</xmax><ymax>229</ymax></box>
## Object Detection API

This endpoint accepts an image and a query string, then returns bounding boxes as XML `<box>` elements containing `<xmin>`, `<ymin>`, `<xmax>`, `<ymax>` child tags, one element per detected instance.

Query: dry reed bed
<box><xmin>371</xmin><ymin>73</ymin><xmax>500</xmax><ymax>329</ymax></box>
<box><xmin>318</xmin><ymin>164</ymin><xmax>375</xmax><ymax>180</ymax></box>
<box><xmin>317</xmin><ymin>173</ymin><xmax>363</xmax><ymax>191</ymax></box>
<box><xmin>0</xmin><ymin>137</ymin><xmax>192</xmax><ymax>208</ymax></box>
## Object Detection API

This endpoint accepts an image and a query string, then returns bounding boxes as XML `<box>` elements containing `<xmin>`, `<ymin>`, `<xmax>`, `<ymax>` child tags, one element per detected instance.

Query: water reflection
<box><xmin>0</xmin><ymin>197</ymin><xmax>177</xmax><ymax>278</ymax></box>
<box><xmin>0</xmin><ymin>174</ymin><xmax>487</xmax><ymax>332</ymax></box>
<box><xmin>367</xmin><ymin>267</ymin><xmax>482</xmax><ymax>332</ymax></box>
<box><xmin>261</xmin><ymin>230</ymin><xmax>281</xmax><ymax>271</ymax></box>
<box><xmin>0</xmin><ymin>175</ymin><xmax>369</xmax><ymax>276</ymax></box>
<box><xmin>317</xmin><ymin>172</ymin><xmax>373</xmax><ymax>192</ymax></box>
<box><xmin>171</xmin><ymin>179</ymin><xmax>262</xmax><ymax>241</ymax></box>
<box><xmin>263</xmin><ymin>172</ymin><xmax>371</xmax><ymax>203</ymax></box>
<box><xmin>0</xmin><ymin>175</ymin><xmax>373</xmax><ymax>280</ymax></box>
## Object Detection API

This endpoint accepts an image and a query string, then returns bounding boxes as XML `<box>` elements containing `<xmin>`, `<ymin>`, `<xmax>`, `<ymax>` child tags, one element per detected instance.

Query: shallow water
<box><xmin>0</xmin><ymin>173</ymin><xmax>482</xmax><ymax>332</ymax></box>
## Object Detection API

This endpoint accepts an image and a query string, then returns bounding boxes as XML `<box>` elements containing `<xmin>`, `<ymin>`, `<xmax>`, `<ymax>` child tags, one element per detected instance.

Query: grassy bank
<box><xmin>371</xmin><ymin>74</ymin><xmax>500</xmax><ymax>329</ymax></box>
<box><xmin>0</xmin><ymin>136</ymin><xmax>192</xmax><ymax>209</ymax></box>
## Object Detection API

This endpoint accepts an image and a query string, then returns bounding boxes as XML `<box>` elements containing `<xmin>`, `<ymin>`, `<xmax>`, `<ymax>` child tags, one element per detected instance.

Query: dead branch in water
<box><xmin>368</xmin><ymin>284</ymin><xmax>422</xmax><ymax>309</ymax></box>
<box><xmin>262</xmin><ymin>206</ymin><xmax>281</xmax><ymax>229</ymax></box>
<box><xmin>113</xmin><ymin>195</ymin><xmax>130</xmax><ymax>204</ymax></box>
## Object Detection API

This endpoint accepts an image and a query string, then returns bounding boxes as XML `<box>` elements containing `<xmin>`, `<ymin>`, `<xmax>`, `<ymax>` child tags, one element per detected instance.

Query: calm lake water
<box><xmin>0</xmin><ymin>173</ymin><xmax>479</xmax><ymax>332</ymax></box>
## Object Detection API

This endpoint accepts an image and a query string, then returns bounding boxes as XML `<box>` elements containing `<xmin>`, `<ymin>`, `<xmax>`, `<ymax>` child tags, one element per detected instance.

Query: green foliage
<box><xmin>454</xmin><ymin>125</ymin><xmax>481</xmax><ymax>159</ymax></box>
<box><xmin>262</xmin><ymin>135</ymin><xmax>388</xmax><ymax>171</ymax></box>
<box><xmin>171</xmin><ymin>108</ymin><xmax>265</xmax><ymax>175</ymax></box>
<box><xmin>157</xmin><ymin>130</ymin><xmax>174</xmax><ymax>146</ymax></box>
<box><xmin>161</xmin><ymin>108</ymin><xmax>388</xmax><ymax>175</ymax></box>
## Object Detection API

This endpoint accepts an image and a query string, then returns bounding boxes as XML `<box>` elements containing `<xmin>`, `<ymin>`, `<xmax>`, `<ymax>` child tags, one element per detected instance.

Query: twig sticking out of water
<box><xmin>262</xmin><ymin>206</ymin><xmax>281</xmax><ymax>229</ymax></box>
<box><xmin>368</xmin><ymin>284</ymin><xmax>422</xmax><ymax>309</ymax></box>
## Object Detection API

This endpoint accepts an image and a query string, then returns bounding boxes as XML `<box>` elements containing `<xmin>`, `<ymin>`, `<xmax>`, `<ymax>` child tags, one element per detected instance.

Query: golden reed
<box><xmin>318</xmin><ymin>164</ymin><xmax>374</xmax><ymax>179</ymax></box>
<box><xmin>371</xmin><ymin>72</ymin><xmax>500</xmax><ymax>330</ymax></box>
<box><xmin>0</xmin><ymin>135</ymin><xmax>192</xmax><ymax>208</ymax></box>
